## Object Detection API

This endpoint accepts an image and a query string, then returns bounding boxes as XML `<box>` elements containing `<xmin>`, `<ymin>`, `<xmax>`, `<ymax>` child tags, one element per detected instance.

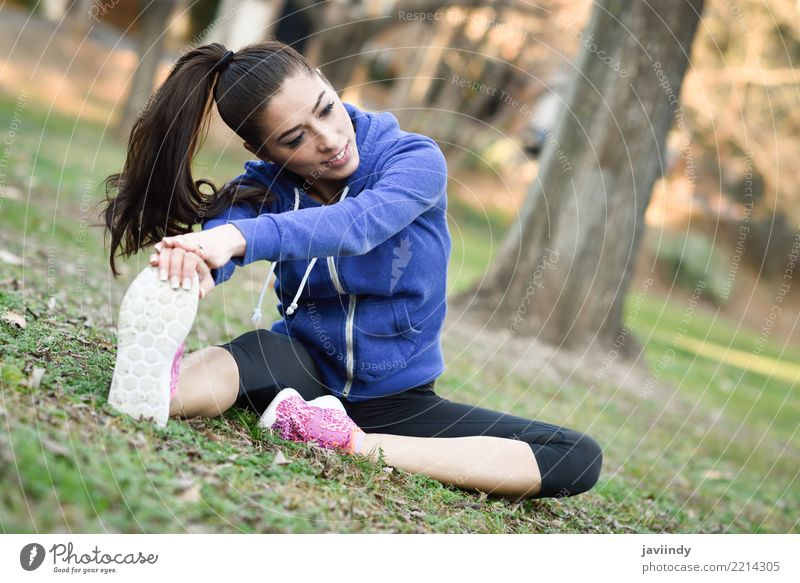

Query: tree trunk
<box><xmin>388</xmin><ymin>21</ymin><xmax>446</xmax><ymax>118</ymax></box>
<box><xmin>304</xmin><ymin>0</ymin><xmax>474</xmax><ymax>102</ymax></box>
<box><xmin>116</xmin><ymin>0</ymin><xmax>177</xmax><ymax>139</ymax></box>
<box><xmin>450</xmin><ymin>0</ymin><xmax>704</xmax><ymax>355</ymax></box>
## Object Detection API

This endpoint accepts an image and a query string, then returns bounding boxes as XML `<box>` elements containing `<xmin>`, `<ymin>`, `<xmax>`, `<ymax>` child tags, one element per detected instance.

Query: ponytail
<box><xmin>102</xmin><ymin>40</ymin><xmax>321</xmax><ymax>277</ymax></box>
<box><xmin>101</xmin><ymin>44</ymin><xmax>224</xmax><ymax>276</ymax></box>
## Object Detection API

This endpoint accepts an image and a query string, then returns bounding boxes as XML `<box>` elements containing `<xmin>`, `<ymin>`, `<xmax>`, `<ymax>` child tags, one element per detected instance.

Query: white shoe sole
<box><xmin>307</xmin><ymin>394</ymin><xmax>345</xmax><ymax>413</ymax></box>
<box><xmin>108</xmin><ymin>266</ymin><xmax>199</xmax><ymax>428</ymax></box>
<box><xmin>258</xmin><ymin>387</ymin><xmax>302</xmax><ymax>429</ymax></box>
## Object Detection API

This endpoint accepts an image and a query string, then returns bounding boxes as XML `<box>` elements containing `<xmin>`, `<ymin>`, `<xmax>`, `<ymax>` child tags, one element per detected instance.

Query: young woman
<box><xmin>103</xmin><ymin>41</ymin><xmax>602</xmax><ymax>500</ymax></box>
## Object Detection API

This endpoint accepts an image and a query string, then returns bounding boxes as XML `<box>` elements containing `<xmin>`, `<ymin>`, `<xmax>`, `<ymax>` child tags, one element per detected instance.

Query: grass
<box><xmin>1</xmin><ymin>90</ymin><xmax>797</xmax><ymax>533</ymax></box>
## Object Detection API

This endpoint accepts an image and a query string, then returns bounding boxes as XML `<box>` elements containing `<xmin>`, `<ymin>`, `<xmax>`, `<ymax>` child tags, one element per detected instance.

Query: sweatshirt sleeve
<box><xmin>227</xmin><ymin>136</ymin><xmax>447</xmax><ymax>263</ymax></box>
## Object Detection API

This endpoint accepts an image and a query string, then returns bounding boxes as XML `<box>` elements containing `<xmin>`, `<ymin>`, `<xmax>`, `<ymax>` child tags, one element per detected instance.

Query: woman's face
<box><xmin>245</xmin><ymin>70</ymin><xmax>359</xmax><ymax>183</ymax></box>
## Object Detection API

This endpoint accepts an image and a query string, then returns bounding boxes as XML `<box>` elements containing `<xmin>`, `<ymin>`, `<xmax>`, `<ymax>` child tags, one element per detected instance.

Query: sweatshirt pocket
<box><xmin>353</xmin><ymin>298</ymin><xmax>422</xmax><ymax>383</ymax></box>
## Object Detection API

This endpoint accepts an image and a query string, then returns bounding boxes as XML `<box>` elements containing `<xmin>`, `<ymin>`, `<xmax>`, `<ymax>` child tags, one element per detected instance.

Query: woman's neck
<box><xmin>303</xmin><ymin>177</ymin><xmax>348</xmax><ymax>204</ymax></box>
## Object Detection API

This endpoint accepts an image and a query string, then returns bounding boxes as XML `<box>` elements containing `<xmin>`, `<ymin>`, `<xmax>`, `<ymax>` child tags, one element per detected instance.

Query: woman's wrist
<box><xmin>224</xmin><ymin>223</ymin><xmax>247</xmax><ymax>258</ymax></box>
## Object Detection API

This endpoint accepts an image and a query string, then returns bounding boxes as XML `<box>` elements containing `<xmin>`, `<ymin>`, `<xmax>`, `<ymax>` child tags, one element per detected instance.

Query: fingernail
<box><xmin>182</xmin><ymin>277</ymin><xmax>191</xmax><ymax>290</ymax></box>
<box><xmin>199</xmin><ymin>288</ymin><xmax>205</xmax><ymax>299</ymax></box>
<box><xmin>150</xmin><ymin>254</ymin><xmax>158</xmax><ymax>263</ymax></box>
<box><xmin>160</xmin><ymin>269</ymin><xmax>168</xmax><ymax>281</ymax></box>
<box><xmin>170</xmin><ymin>275</ymin><xmax>179</xmax><ymax>289</ymax></box>
<box><xmin>155</xmin><ymin>243</ymin><xmax>162</xmax><ymax>252</ymax></box>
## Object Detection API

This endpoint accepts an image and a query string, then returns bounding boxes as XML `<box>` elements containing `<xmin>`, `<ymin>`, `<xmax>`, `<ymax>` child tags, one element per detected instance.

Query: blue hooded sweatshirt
<box><xmin>201</xmin><ymin>102</ymin><xmax>451</xmax><ymax>401</ymax></box>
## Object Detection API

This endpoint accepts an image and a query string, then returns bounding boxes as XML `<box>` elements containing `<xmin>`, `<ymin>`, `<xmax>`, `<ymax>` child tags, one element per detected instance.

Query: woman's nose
<box><xmin>318</xmin><ymin>131</ymin><xmax>339</xmax><ymax>152</ymax></box>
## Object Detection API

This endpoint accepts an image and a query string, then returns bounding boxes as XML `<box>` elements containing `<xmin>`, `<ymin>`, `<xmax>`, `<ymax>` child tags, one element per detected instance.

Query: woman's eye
<box><xmin>288</xmin><ymin>133</ymin><xmax>304</xmax><ymax>148</ymax></box>
<box><xmin>287</xmin><ymin>102</ymin><xmax>334</xmax><ymax>148</ymax></box>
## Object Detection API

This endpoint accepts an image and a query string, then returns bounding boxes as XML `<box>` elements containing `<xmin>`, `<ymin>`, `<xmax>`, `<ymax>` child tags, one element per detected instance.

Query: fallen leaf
<box><xmin>40</xmin><ymin>436</ymin><xmax>72</xmax><ymax>458</ymax></box>
<box><xmin>0</xmin><ymin>249</ymin><xmax>22</xmax><ymax>266</ymax></box>
<box><xmin>272</xmin><ymin>450</ymin><xmax>291</xmax><ymax>466</ymax></box>
<box><xmin>28</xmin><ymin>367</ymin><xmax>46</xmax><ymax>389</ymax></box>
<box><xmin>177</xmin><ymin>483</ymin><xmax>202</xmax><ymax>503</ymax></box>
<box><xmin>1</xmin><ymin>277</ymin><xmax>20</xmax><ymax>290</ymax></box>
<box><xmin>2</xmin><ymin>186</ymin><xmax>21</xmax><ymax>200</ymax></box>
<box><xmin>128</xmin><ymin>431</ymin><xmax>147</xmax><ymax>449</ymax></box>
<box><xmin>702</xmin><ymin>469</ymin><xmax>732</xmax><ymax>480</ymax></box>
<box><xmin>2</xmin><ymin>311</ymin><xmax>26</xmax><ymax>328</ymax></box>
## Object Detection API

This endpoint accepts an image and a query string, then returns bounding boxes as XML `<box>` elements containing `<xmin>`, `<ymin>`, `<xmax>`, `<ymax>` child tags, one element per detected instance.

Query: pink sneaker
<box><xmin>169</xmin><ymin>341</ymin><xmax>186</xmax><ymax>399</ymax></box>
<box><xmin>259</xmin><ymin>388</ymin><xmax>365</xmax><ymax>454</ymax></box>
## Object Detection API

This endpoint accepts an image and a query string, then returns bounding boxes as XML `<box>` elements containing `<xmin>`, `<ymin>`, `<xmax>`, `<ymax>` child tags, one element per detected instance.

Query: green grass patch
<box><xmin>1</xmin><ymin>90</ymin><xmax>797</xmax><ymax>533</ymax></box>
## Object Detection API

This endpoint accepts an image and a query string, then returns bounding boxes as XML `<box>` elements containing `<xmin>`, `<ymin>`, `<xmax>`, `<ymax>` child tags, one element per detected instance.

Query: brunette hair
<box><xmin>101</xmin><ymin>40</ymin><xmax>326</xmax><ymax>277</ymax></box>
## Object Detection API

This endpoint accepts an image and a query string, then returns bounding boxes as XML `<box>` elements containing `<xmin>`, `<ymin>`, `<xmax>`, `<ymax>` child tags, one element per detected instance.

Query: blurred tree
<box><xmin>187</xmin><ymin>0</ymin><xmax>223</xmax><ymax>41</ymax></box>
<box><xmin>302</xmin><ymin>0</ymin><xmax>456</xmax><ymax>91</ymax></box>
<box><xmin>271</xmin><ymin>0</ymin><xmax>314</xmax><ymax>54</ymax></box>
<box><xmin>116</xmin><ymin>0</ymin><xmax>178</xmax><ymax>138</ymax></box>
<box><xmin>680</xmin><ymin>0</ymin><xmax>800</xmax><ymax>226</ymax></box>
<box><xmin>386</xmin><ymin>1</ymin><xmax>568</xmax><ymax>167</ymax></box>
<box><xmin>451</xmin><ymin>0</ymin><xmax>705</xmax><ymax>354</ymax></box>
<box><xmin>198</xmin><ymin>0</ymin><xmax>284</xmax><ymax>49</ymax></box>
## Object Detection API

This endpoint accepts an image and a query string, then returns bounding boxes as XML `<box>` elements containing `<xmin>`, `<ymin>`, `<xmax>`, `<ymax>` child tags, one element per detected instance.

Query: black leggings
<box><xmin>217</xmin><ymin>329</ymin><xmax>603</xmax><ymax>499</ymax></box>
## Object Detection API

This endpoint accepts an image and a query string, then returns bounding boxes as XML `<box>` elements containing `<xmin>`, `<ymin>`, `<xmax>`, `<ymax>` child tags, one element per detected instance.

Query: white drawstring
<box><xmin>253</xmin><ymin>185</ymin><xmax>350</xmax><ymax>323</ymax></box>
<box><xmin>250</xmin><ymin>261</ymin><xmax>276</xmax><ymax>325</ymax></box>
<box><xmin>285</xmin><ymin>257</ymin><xmax>318</xmax><ymax>316</ymax></box>
<box><xmin>251</xmin><ymin>188</ymin><xmax>301</xmax><ymax>325</ymax></box>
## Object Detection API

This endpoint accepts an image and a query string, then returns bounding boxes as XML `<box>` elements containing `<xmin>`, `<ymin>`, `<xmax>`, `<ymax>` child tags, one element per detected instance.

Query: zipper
<box><xmin>342</xmin><ymin>294</ymin><xmax>356</xmax><ymax>398</ymax></box>
<box><xmin>327</xmin><ymin>257</ymin><xmax>345</xmax><ymax>294</ymax></box>
<box><xmin>302</xmin><ymin>185</ymin><xmax>357</xmax><ymax>397</ymax></box>
<box><xmin>327</xmin><ymin>255</ymin><xmax>356</xmax><ymax>398</ymax></box>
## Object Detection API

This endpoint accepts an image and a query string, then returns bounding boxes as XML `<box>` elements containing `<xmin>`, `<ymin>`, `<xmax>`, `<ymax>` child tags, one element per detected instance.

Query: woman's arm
<box><xmin>153</xmin><ymin>199</ymin><xmax>253</xmax><ymax>289</ymax></box>
<box><xmin>228</xmin><ymin>136</ymin><xmax>447</xmax><ymax>264</ymax></box>
<box><xmin>199</xmin><ymin>202</ymin><xmax>255</xmax><ymax>285</ymax></box>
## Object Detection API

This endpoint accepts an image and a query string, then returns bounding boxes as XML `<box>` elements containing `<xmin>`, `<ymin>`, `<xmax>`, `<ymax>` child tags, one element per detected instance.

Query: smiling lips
<box><xmin>324</xmin><ymin>141</ymin><xmax>349</xmax><ymax>166</ymax></box>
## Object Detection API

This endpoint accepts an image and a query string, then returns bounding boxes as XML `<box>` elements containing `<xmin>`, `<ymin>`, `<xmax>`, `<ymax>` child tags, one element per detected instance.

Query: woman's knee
<box><xmin>170</xmin><ymin>346</ymin><xmax>239</xmax><ymax>417</ymax></box>
<box><xmin>562</xmin><ymin>430</ymin><xmax>603</xmax><ymax>496</ymax></box>
<box><xmin>526</xmin><ymin>428</ymin><xmax>603</xmax><ymax>499</ymax></box>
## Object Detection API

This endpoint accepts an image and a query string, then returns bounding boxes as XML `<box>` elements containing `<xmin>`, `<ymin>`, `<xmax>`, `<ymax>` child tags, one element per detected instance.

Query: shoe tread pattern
<box><xmin>108</xmin><ymin>266</ymin><xmax>198</xmax><ymax>427</ymax></box>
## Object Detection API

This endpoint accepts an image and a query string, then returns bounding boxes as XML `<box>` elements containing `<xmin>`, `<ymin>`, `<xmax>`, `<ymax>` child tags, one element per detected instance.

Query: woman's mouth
<box><xmin>324</xmin><ymin>142</ymin><xmax>351</xmax><ymax>168</ymax></box>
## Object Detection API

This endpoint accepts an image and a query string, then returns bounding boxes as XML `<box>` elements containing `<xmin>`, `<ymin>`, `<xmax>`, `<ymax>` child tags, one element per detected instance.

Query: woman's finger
<box><xmin>181</xmin><ymin>241</ymin><xmax>204</xmax><ymax>256</ymax></box>
<box><xmin>195</xmin><ymin>257</ymin><xmax>215</xmax><ymax>299</ymax></box>
<box><xmin>168</xmin><ymin>247</ymin><xmax>186</xmax><ymax>289</ymax></box>
<box><xmin>181</xmin><ymin>252</ymin><xmax>200</xmax><ymax>290</ymax></box>
<box><xmin>158</xmin><ymin>247</ymin><xmax>171</xmax><ymax>281</ymax></box>
<box><xmin>163</xmin><ymin>235</ymin><xmax>205</xmax><ymax>257</ymax></box>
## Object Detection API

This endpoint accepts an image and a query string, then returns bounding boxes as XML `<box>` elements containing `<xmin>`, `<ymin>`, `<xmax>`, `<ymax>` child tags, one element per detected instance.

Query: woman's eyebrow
<box><xmin>277</xmin><ymin>91</ymin><xmax>326</xmax><ymax>142</ymax></box>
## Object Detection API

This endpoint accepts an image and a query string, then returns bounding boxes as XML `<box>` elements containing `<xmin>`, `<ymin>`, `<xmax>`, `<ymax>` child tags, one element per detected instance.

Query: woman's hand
<box><xmin>149</xmin><ymin>248</ymin><xmax>216</xmax><ymax>299</ymax></box>
<box><xmin>155</xmin><ymin>224</ymin><xmax>246</xmax><ymax>269</ymax></box>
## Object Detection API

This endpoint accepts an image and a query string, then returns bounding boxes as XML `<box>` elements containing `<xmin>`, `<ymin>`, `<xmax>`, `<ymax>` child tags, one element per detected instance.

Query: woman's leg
<box><xmin>170</xmin><ymin>329</ymin><xmax>331</xmax><ymax>418</ymax></box>
<box><xmin>168</xmin><ymin>346</ymin><xmax>239</xmax><ymax>417</ymax></box>
<box><xmin>344</xmin><ymin>385</ymin><xmax>603</xmax><ymax>500</ymax></box>
<box><xmin>360</xmin><ymin>433</ymin><xmax>542</xmax><ymax>497</ymax></box>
